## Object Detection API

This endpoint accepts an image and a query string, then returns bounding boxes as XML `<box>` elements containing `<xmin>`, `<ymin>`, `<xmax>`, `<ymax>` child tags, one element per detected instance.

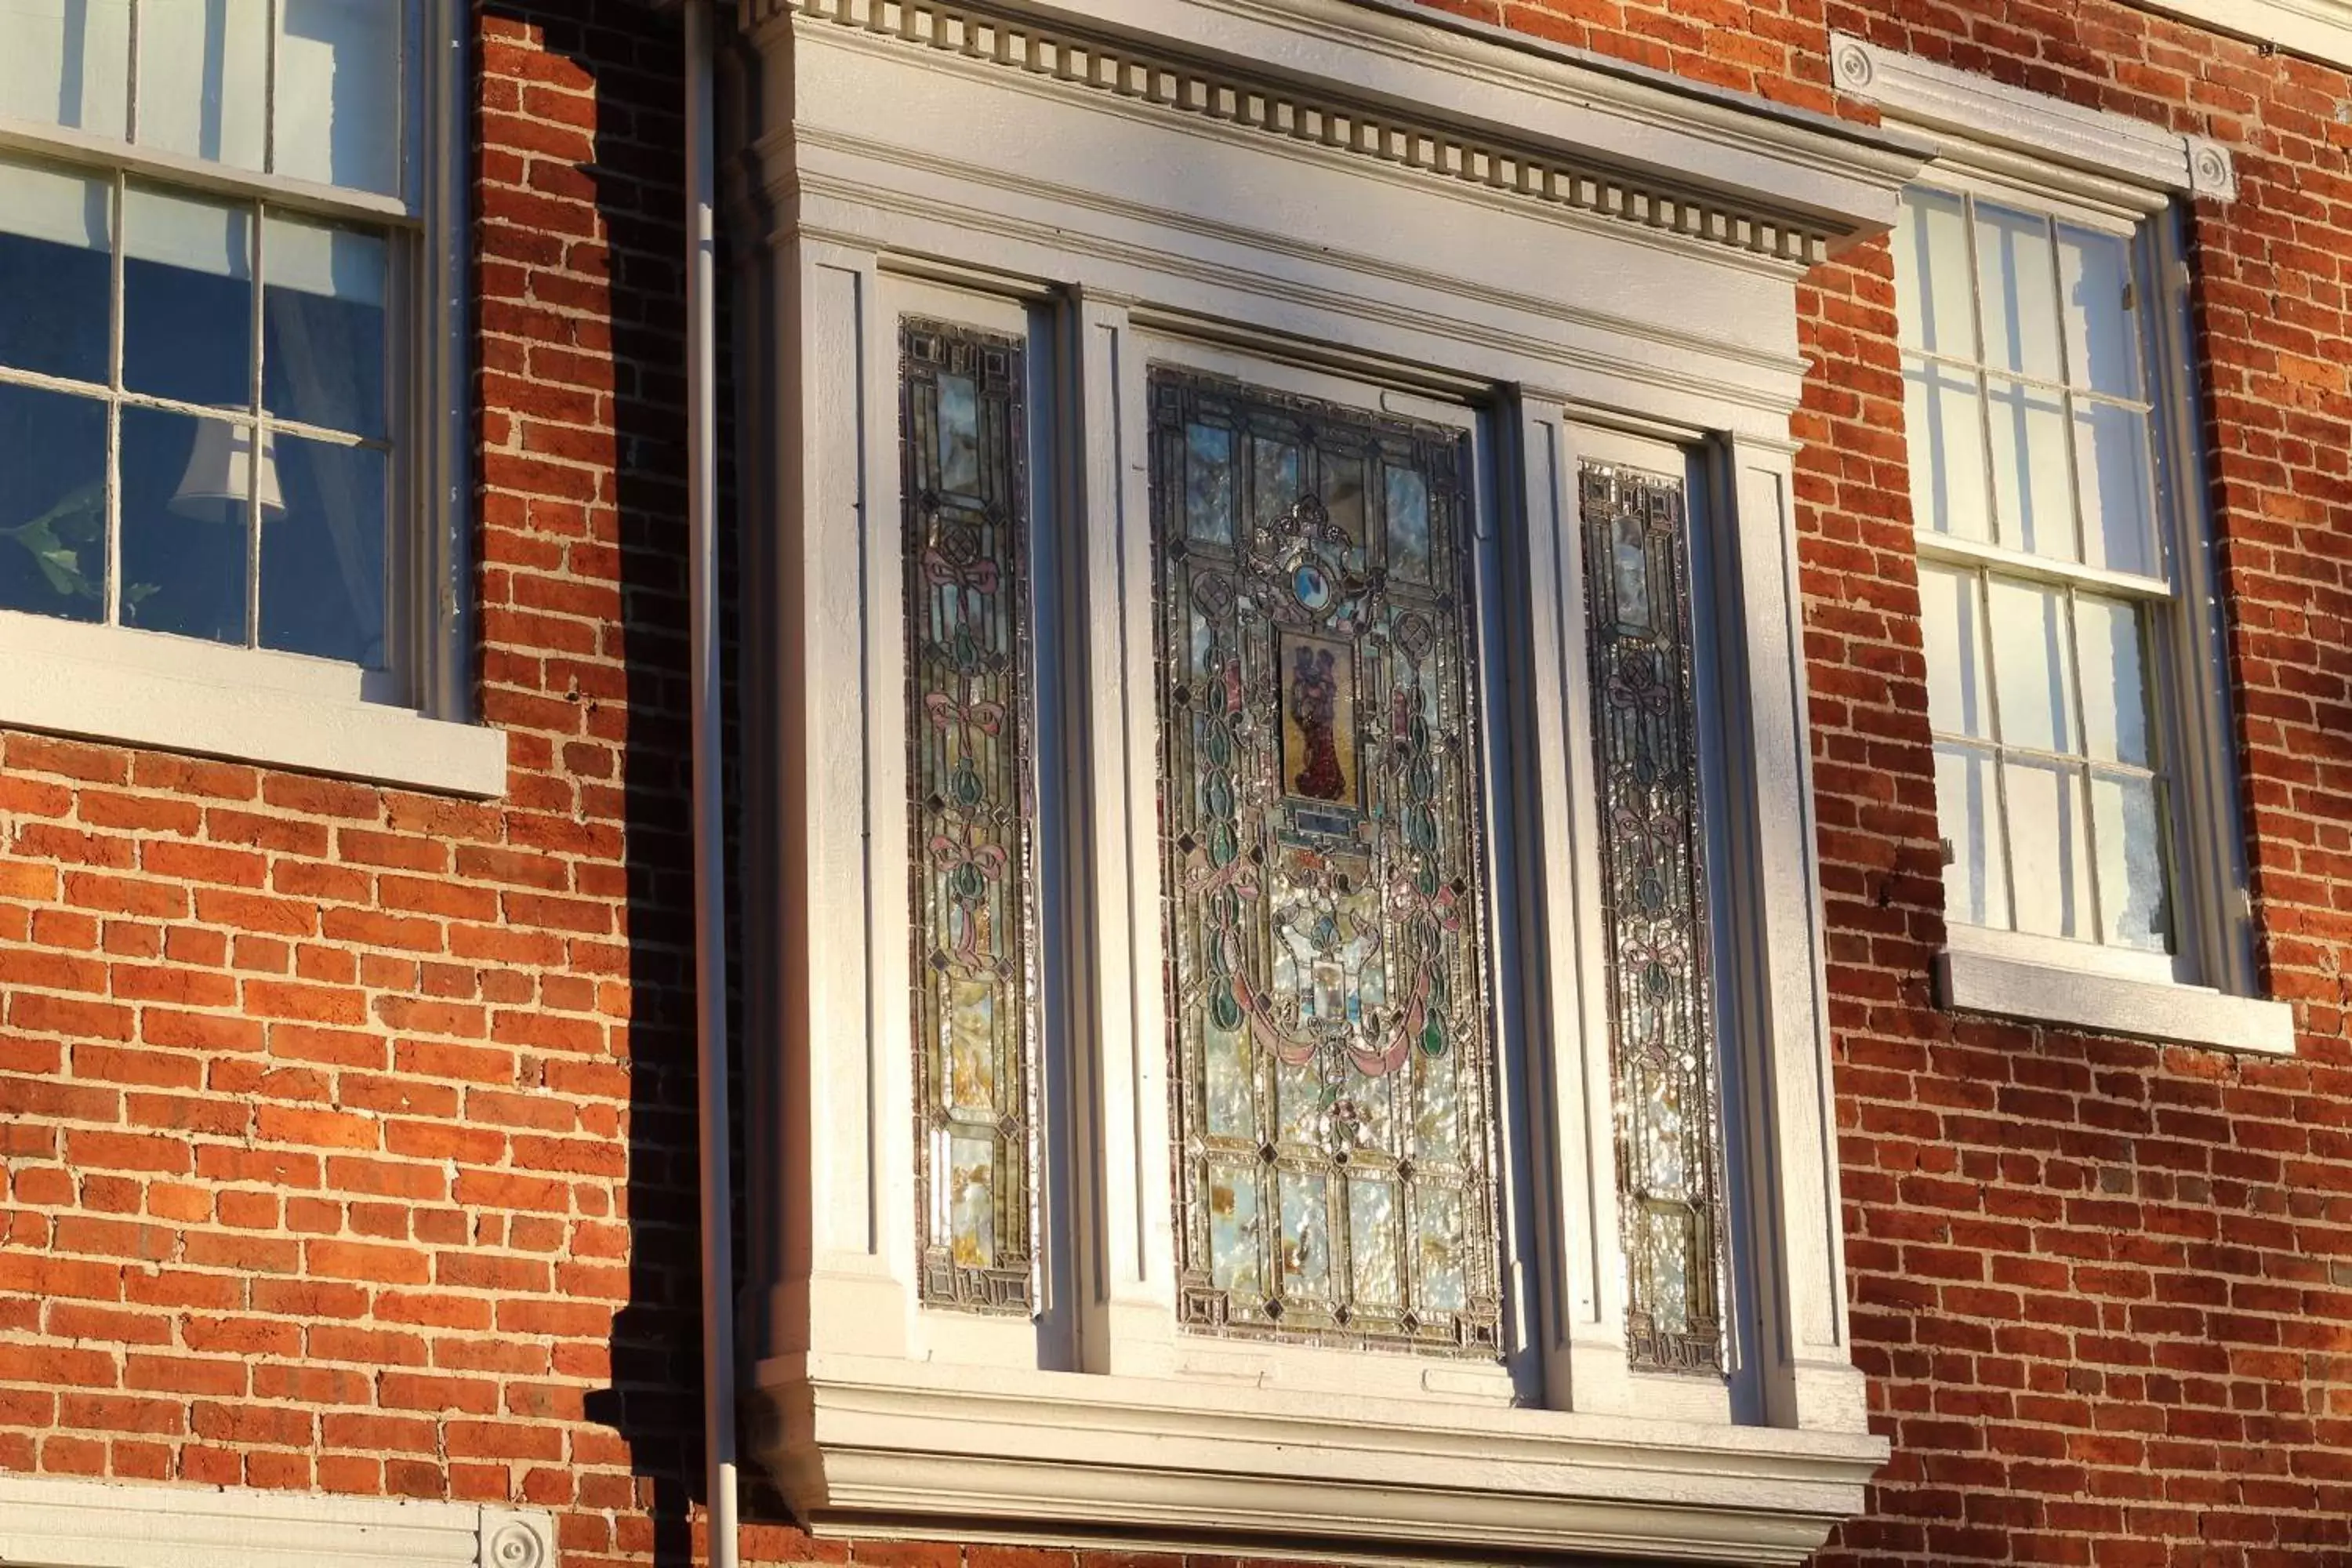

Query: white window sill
<box><xmin>0</xmin><ymin>1473</ymin><xmax>554</xmax><ymax>1568</ymax></box>
<box><xmin>0</xmin><ymin>612</ymin><xmax>506</xmax><ymax>798</ymax></box>
<box><xmin>1936</xmin><ymin>946</ymin><xmax>2296</xmax><ymax>1055</ymax></box>
<box><xmin>764</xmin><ymin>1353</ymin><xmax>1889</xmax><ymax>1566</ymax></box>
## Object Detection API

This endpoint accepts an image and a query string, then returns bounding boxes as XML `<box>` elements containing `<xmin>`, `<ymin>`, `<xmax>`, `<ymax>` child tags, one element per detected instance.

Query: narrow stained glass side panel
<box><xmin>1578</xmin><ymin>459</ymin><xmax>1729</xmax><ymax>1377</ymax></box>
<box><xmin>1153</xmin><ymin>368</ymin><xmax>1502</xmax><ymax>1356</ymax></box>
<box><xmin>901</xmin><ymin>319</ymin><xmax>1036</xmax><ymax>1316</ymax></box>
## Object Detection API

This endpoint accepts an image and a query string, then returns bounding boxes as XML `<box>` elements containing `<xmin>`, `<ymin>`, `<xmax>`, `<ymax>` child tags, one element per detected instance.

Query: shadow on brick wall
<box><xmin>475</xmin><ymin>5</ymin><xmax>753</xmax><ymax>1565</ymax></box>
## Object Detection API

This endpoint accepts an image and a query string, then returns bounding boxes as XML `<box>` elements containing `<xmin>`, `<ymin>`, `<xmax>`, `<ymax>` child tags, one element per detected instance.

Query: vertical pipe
<box><xmin>684</xmin><ymin>3</ymin><xmax>740</xmax><ymax>1566</ymax></box>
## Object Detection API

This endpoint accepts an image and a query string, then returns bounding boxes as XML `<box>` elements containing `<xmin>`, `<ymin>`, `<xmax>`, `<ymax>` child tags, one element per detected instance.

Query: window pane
<box><xmin>275</xmin><ymin>0</ymin><xmax>404</xmax><ymax>197</ymax></box>
<box><xmin>1347</xmin><ymin>1177</ymin><xmax>1402</xmax><ymax>1307</ymax></box>
<box><xmin>1973</xmin><ymin>202</ymin><xmax>2064</xmax><ymax>383</ymax></box>
<box><xmin>2073</xmin><ymin>400</ymin><xmax>2156</xmax><ymax>578</ymax></box>
<box><xmin>136</xmin><ymin>0</ymin><xmax>268</xmax><ymax>170</ymax></box>
<box><xmin>0</xmin><ymin>158</ymin><xmax>112</xmax><ymax>385</ymax></box>
<box><xmin>1582</xmin><ymin>459</ymin><xmax>1727</xmax><ymax>1377</ymax></box>
<box><xmin>1986</xmin><ymin>375</ymin><xmax>2074</xmax><ymax>559</ymax></box>
<box><xmin>2092</xmin><ymin>771</ymin><xmax>2170</xmax><ymax>953</ymax></box>
<box><xmin>2004</xmin><ymin>759</ymin><xmax>2094</xmax><ymax>939</ymax></box>
<box><xmin>121</xmin><ymin>404</ymin><xmax>252</xmax><ymax>645</ymax></box>
<box><xmin>0</xmin><ymin>0</ymin><xmax>129</xmax><ymax>139</ymax></box>
<box><xmin>1986</xmin><ymin>577</ymin><xmax>2076</xmax><ymax>754</ymax></box>
<box><xmin>263</xmin><ymin>213</ymin><xmax>387</xmax><ymax>437</ymax></box>
<box><xmin>1183</xmin><ymin>421</ymin><xmax>1235</xmax><ymax>544</ymax></box>
<box><xmin>1251</xmin><ymin>433</ymin><xmax>1300</xmax><ymax>531</ymax></box>
<box><xmin>1917</xmin><ymin>562</ymin><xmax>1991</xmax><ymax>739</ymax></box>
<box><xmin>0</xmin><ymin>382</ymin><xmax>107</xmax><ymax>624</ymax></box>
<box><xmin>1154</xmin><ymin>370</ymin><xmax>1503</xmax><ymax>1356</ymax></box>
<box><xmin>899</xmin><ymin>321</ymin><xmax>1037</xmax><ymax>1315</ymax></box>
<box><xmin>1903</xmin><ymin>357</ymin><xmax>1991</xmax><ymax>540</ymax></box>
<box><xmin>260</xmin><ymin>433</ymin><xmax>384</xmax><ymax>665</ymax></box>
<box><xmin>1935</xmin><ymin>742</ymin><xmax>2009</xmax><ymax>929</ymax></box>
<box><xmin>124</xmin><ymin>186</ymin><xmax>253</xmax><ymax>408</ymax></box>
<box><xmin>2057</xmin><ymin>223</ymin><xmax>2142</xmax><ymax>397</ymax></box>
<box><xmin>1894</xmin><ymin>187</ymin><xmax>1974</xmax><ymax>358</ymax></box>
<box><xmin>2074</xmin><ymin>595</ymin><xmax>2151</xmax><ymax>768</ymax></box>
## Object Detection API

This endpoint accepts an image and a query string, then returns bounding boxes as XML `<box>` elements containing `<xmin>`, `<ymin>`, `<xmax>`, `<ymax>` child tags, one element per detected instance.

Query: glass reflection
<box><xmin>0</xmin><ymin>158</ymin><xmax>111</xmax><ymax>384</ymax></box>
<box><xmin>264</xmin><ymin>213</ymin><xmax>387</xmax><ymax>438</ymax></box>
<box><xmin>137</xmin><ymin>0</ymin><xmax>269</xmax><ymax>171</ymax></box>
<box><xmin>1903</xmin><ymin>358</ymin><xmax>1990</xmax><ymax>540</ymax></box>
<box><xmin>124</xmin><ymin>186</ymin><xmax>252</xmax><ymax>409</ymax></box>
<box><xmin>2092</xmin><ymin>771</ymin><xmax>2170</xmax><ymax>953</ymax></box>
<box><xmin>0</xmin><ymin>382</ymin><xmax>107</xmax><ymax>624</ymax></box>
<box><xmin>2004</xmin><ymin>758</ymin><xmax>2092</xmax><ymax>939</ymax></box>
<box><xmin>1184</xmin><ymin>421</ymin><xmax>1235</xmax><ymax>544</ymax></box>
<box><xmin>0</xmin><ymin>0</ymin><xmax>131</xmax><ymax>140</ymax></box>
<box><xmin>1935</xmin><ymin>742</ymin><xmax>2009</xmax><ymax>929</ymax></box>
<box><xmin>276</xmin><ymin>0</ymin><xmax>404</xmax><ymax>196</ymax></box>
<box><xmin>122</xmin><ymin>405</ymin><xmax>252</xmax><ymax>645</ymax></box>
<box><xmin>259</xmin><ymin>433</ymin><xmax>384</xmax><ymax>665</ymax></box>
<box><xmin>1986</xmin><ymin>376</ymin><xmax>2074</xmax><ymax>559</ymax></box>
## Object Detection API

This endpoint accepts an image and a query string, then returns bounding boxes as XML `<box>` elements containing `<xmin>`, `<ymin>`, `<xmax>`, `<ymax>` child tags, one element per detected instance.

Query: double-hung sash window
<box><xmin>1849</xmin><ymin>29</ymin><xmax>2292</xmax><ymax>1051</ymax></box>
<box><xmin>0</xmin><ymin>1</ymin><xmax>493</xmax><ymax>794</ymax></box>
<box><xmin>1899</xmin><ymin>187</ymin><xmax>2184</xmax><ymax>964</ymax></box>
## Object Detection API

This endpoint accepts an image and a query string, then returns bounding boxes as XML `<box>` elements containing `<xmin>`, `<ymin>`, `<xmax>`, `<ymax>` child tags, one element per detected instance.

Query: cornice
<box><xmin>762</xmin><ymin>1356</ymin><xmax>1890</xmax><ymax>1566</ymax></box>
<box><xmin>1830</xmin><ymin>33</ymin><xmax>2238</xmax><ymax>203</ymax></box>
<box><xmin>741</xmin><ymin>0</ymin><xmax>1929</xmax><ymax>267</ymax></box>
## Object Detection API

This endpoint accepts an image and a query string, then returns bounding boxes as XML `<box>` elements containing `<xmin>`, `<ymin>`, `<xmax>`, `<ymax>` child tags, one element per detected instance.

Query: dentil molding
<box><xmin>0</xmin><ymin>1474</ymin><xmax>555</xmax><ymax>1568</ymax></box>
<box><xmin>743</xmin><ymin>0</ymin><xmax>1927</xmax><ymax>267</ymax></box>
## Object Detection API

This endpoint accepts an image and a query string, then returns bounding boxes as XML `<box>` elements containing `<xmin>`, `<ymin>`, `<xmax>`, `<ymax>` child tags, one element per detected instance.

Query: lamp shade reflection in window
<box><xmin>0</xmin><ymin>2</ymin><xmax>408</xmax><ymax>675</ymax></box>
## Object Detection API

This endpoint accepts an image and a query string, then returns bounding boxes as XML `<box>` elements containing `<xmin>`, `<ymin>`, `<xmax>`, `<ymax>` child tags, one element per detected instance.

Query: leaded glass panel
<box><xmin>1579</xmin><ymin>459</ymin><xmax>1727</xmax><ymax>1377</ymax></box>
<box><xmin>1152</xmin><ymin>368</ymin><xmax>1502</xmax><ymax>1356</ymax></box>
<box><xmin>901</xmin><ymin>319</ymin><xmax>1036</xmax><ymax>1314</ymax></box>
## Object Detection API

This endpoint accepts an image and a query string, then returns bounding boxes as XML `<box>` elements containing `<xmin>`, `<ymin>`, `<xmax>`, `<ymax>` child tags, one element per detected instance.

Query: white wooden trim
<box><xmin>0</xmin><ymin>117</ymin><xmax>420</xmax><ymax>226</ymax></box>
<box><xmin>0</xmin><ymin>1475</ymin><xmax>554</xmax><ymax>1568</ymax></box>
<box><xmin>1715</xmin><ymin>441</ymin><xmax>1868</xmax><ymax>1433</ymax></box>
<box><xmin>772</xmin><ymin>1352</ymin><xmax>1885</xmax><ymax>1565</ymax></box>
<box><xmin>1938</xmin><ymin>946</ymin><xmax>2296</xmax><ymax>1054</ymax></box>
<box><xmin>0</xmin><ymin>612</ymin><xmax>506</xmax><ymax>797</ymax></box>
<box><xmin>732</xmin><ymin>0</ymin><xmax>1911</xmax><ymax>1555</ymax></box>
<box><xmin>746</xmin><ymin>0</ymin><xmax>1924</xmax><ymax>267</ymax></box>
<box><xmin>2129</xmin><ymin>0</ymin><xmax>2352</xmax><ymax>70</ymax></box>
<box><xmin>1828</xmin><ymin>34</ymin><xmax>2237</xmax><ymax>204</ymax></box>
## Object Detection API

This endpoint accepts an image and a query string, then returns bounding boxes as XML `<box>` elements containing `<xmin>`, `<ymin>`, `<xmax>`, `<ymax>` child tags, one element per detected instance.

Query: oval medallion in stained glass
<box><xmin>1151</xmin><ymin>368</ymin><xmax>1502</xmax><ymax>1356</ymax></box>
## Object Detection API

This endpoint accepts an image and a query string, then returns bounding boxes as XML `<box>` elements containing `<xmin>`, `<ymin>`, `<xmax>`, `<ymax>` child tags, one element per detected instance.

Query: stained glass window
<box><xmin>1152</xmin><ymin>368</ymin><xmax>1502</xmax><ymax>1355</ymax></box>
<box><xmin>1579</xmin><ymin>460</ymin><xmax>1727</xmax><ymax>1376</ymax></box>
<box><xmin>901</xmin><ymin>320</ymin><xmax>1036</xmax><ymax>1314</ymax></box>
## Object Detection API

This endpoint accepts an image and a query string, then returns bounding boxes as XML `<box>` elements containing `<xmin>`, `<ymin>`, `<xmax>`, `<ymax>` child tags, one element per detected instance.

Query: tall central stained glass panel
<box><xmin>1151</xmin><ymin>368</ymin><xmax>1503</xmax><ymax>1355</ymax></box>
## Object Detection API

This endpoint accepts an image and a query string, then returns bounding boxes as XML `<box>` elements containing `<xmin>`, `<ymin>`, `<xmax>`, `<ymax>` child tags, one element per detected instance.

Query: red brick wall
<box><xmin>1791</xmin><ymin>5</ymin><xmax>2352</xmax><ymax>1565</ymax></box>
<box><xmin>0</xmin><ymin>5</ymin><xmax>718</xmax><ymax>1563</ymax></box>
<box><xmin>4</xmin><ymin>2</ymin><xmax>2350</xmax><ymax>1567</ymax></box>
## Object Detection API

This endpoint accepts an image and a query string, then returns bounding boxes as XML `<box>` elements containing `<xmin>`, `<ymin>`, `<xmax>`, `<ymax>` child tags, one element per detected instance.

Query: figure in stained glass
<box><xmin>1283</xmin><ymin>637</ymin><xmax>1353</xmax><ymax>803</ymax></box>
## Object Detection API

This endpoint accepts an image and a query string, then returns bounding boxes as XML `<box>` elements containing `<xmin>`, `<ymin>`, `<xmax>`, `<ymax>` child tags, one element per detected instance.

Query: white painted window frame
<box><xmin>1833</xmin><ymin>34</ymin><xmax>2293</xmax><ymax>1056</ymax></box>
<box><xmin>0</xmin><ymin>0</ymin><xmax>503</xmax><ymax>797</ymax></box>
<box><xmin>0</xmin><ymin>1473</ymin><xmax>555</xmax><ymax>1568</ymax></box>
<box><xmin>734</xmin><ymin>0</ymin><xmax>1925</xmax><ymax>1560</ymax></box>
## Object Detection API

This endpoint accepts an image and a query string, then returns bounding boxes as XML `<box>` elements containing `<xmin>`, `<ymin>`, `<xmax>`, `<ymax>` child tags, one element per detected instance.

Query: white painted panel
<box><xmin>804</xmin><ymin>254</ymin><xmax>880</xmax><ymax>1264</ymax></box>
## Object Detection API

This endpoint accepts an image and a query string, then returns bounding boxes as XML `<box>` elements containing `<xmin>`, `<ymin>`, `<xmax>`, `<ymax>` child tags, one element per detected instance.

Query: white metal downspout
<box><xmin>684</xmin><ymin>3</ymin><xmax>740</xmax><ymax>1567</ymax></box>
